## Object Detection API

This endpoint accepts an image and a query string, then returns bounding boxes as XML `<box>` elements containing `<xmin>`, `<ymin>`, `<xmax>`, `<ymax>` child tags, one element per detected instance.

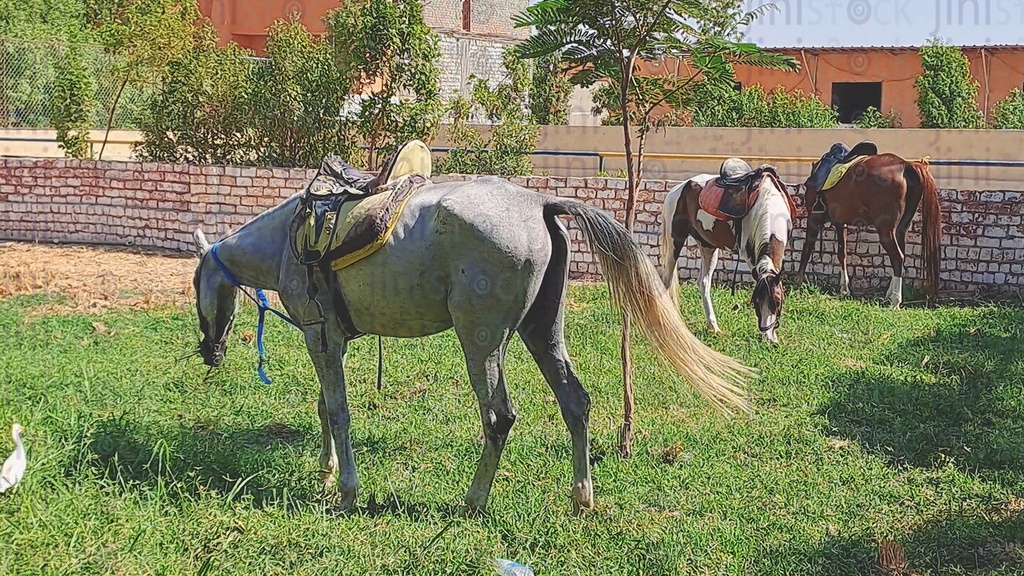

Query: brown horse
<box><xmin>793</xmin><ymin>152</ymin><xmax>942</xmax><ymax>308</ymax></box>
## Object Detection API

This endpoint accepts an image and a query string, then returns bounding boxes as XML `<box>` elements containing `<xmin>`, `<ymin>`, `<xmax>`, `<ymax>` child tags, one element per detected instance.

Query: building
<box><xmin>732</xmin><ymin>45</ymin><xmax>1024</xmax><ymax>127</ymax></box>
<box><xmin>196</xmin><ymin>0</ymin><xmax>528</xmax><ymax>96</ymax></box>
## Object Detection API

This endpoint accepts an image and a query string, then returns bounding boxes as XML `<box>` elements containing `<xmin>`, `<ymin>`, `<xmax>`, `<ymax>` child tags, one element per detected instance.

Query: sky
<box><xmin>526</xmin><ymin>0</ymin><xmax>1024</xmax><ymax>47</ymax></box>
<box><xmin>740</xmin><ymin>0</ymin><xmax>1024</xmax><ymax>47</ymax></box>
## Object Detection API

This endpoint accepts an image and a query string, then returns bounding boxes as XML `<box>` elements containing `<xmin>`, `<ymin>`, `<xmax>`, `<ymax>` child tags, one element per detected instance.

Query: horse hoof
<box><xmin>572</xmin><ymin>480</ymin><xmax>594</xmax><ymax>513</ymax></box>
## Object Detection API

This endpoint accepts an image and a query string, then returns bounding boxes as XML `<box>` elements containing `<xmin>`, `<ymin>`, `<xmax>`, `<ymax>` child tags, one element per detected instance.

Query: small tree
<box><xmin>250</xmin><ymin>13</ymin><xmax>358</xmax><ymax>167</ymax></box>
<box><xmin>914</xmin><ymin>38</ymin><xmax>984</xmax><ymax>129</ymax></box>
<box><xmin>514</xmin><ymin>0</ymin><xmax>798</xmax><ymax>457</ymax></box>
<box><xmin>530</xmin><ymin>51</ymin><xmax>573</xmax><ymax>125</ymax></box>
<box><xmin>325</xmin><ymin>0</ymin><xmax>443</xmax><ymax>170</ymax></box>
<box><xmin>437</xmin><ymin>49</ymin><xmax>540</xmax><ymax>176</ymax></box>
<box><xmin>992</xmin><ymin>88</ymin><xmax>1024</xmax><ymax>129</ymax></box>
<box><xmin>52</xmin><ymin>44</ymin><xmax>94</xmax><ymax>158</ymax></box>
<box><xmin>854</xmin><ymin>106</ymin><xmax>902</xmax><ymax>129</ymax></box>
<box><xmin>134</xmin><ymin>24</ymin><xmax>259</xmax><ymax>165</ymax></box>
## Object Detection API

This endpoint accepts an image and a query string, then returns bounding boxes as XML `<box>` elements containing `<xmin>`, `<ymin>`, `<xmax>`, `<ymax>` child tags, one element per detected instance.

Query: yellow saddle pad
<box><xmin>295</xmin><ymin>174</ymin><xmax>428</xmax><ymax>272</ymax></box>
<box><xmin>821</xmin><ymin>155</ymin><xmax>871</xmax><ymax>191</ymax></box>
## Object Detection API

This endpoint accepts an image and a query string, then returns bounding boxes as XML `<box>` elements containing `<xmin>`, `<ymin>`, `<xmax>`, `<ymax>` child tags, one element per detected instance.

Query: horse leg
<box><xmin>455</xmin><ymin>322</ymin><xmax>515</xmax><ymax>514</ymax></box>
<box><xmin>697</xmin><ymin>246</ymin><xmax>722</xmax><ymax>333</ymax></box>
<box><xmin>518</xmin><ymin>225</ymin><xmax>593</xmax><ymax>512</ymax></box>
<box><xmin>305</xmin><ymin>335</ymin><xmax>358</xmax><ymax>509</ymax></box>
<box><xmin>795</xmin><ymin>212</ymin><xmax>826</xmax><ymax>289</ymax></box>
<box><xmin>878</xmin><ymin>228</ymin><xmax>905</xmax><ymax>309</ymax></box>
<box><xmin>837</xmin><ymin>224</ymin><xmax>850</xmax><ymax>296</ymax></box>
<box><xmin>317</xmin><ymin>389</ymin><xmax>338</xmax><ymax>487</ymax></box>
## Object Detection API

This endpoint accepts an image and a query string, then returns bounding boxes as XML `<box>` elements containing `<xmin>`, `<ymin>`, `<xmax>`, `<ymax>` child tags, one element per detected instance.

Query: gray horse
<box><xmin>191</xmin><ymin>175</ymin><xmax>754</xmax><ymax>514</ymax></box>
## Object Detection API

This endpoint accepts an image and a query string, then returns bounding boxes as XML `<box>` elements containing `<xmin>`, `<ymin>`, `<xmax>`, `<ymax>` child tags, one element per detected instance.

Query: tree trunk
<box><xmin>617</xmin><ymin>62</ymin><xmax>638</xmax><ymax>459</ymax></box>
<box><xmin>98</xmin><ymin>75</ymin><xmax>129</xmax><ymax>161</ymax></box>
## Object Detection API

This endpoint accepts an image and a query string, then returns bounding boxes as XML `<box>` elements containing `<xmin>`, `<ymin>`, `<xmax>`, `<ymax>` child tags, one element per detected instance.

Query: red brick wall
<box><xmin>2</xmin><ymin>158</ymin><xmax>1022</xmax><ymax>299</ymax></box>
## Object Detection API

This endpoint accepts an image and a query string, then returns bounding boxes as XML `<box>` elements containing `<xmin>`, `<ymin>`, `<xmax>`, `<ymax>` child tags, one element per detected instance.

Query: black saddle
<box><xmin>315</xmin><ymin>146</ymin><xmax>409</xmax><ymax>197</ymax></box>
<box><xmin>806</xmin><ymin>140</ymin><xmax>878</xmax><ymax>193</ymax></box>
<box><xmin>703</xmin><ymin>158</ymin><xmax>780</xmax><ymax>220</ymax></box>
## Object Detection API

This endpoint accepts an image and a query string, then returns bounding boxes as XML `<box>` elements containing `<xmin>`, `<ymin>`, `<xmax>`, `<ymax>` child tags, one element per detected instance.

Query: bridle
<box><xmin>198</xmin><ymin>242</ymin><xmax>300</xmax><ymax>384</ymax></box>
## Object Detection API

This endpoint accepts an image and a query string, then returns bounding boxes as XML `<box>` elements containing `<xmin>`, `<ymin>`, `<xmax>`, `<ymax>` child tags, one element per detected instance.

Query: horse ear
<box><xmin>193</xmin><ymin>228</ymin><xmax>211</xmax><ymax>255</ymax></box>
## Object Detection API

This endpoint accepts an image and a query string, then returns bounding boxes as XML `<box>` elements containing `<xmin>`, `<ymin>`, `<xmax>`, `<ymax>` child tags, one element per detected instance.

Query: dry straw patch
<box><xmin>0</xmin><ymin>242</ymin><xmax>199</xmax><ymax>314</ymax></box>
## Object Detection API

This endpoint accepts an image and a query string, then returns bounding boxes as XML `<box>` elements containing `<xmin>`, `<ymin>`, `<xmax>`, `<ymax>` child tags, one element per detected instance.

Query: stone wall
<box><xmin>423</xmin><ymin>0</ymin><xmax>529</xmax><ymax>39</ymax></box>
<box><xmin>436</xmin><ymin>33</ymin><xmax>515</xmax><ymax>99</ymax></box>
<box><xmin>2</xmin><ymin>157</ymin><xmax>1022</xmax><ymax>299</ymax></box>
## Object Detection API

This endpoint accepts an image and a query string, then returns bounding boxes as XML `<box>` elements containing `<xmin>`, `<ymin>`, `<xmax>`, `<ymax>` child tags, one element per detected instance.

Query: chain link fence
<box><xmin>0</xmin><ymin>37</ymin><xmax>153</xmax><ymax>129</ymax></box>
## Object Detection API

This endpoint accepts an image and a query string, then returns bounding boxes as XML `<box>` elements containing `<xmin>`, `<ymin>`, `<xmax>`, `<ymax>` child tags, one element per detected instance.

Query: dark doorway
<box><xmin>831</xmin><ymin>82</ymin><xmax>882</xmax><ymax>124</ymax></box>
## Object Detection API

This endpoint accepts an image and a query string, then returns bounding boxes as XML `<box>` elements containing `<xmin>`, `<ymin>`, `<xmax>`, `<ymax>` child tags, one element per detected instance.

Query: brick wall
<box><xmin>2</xmin><ymin>158</ymin><xmax>1022</xmax><ymax>299</ymax></box>
<box><xmin>437</xmin><ymin>33</ymin><xmax>515</xmax><ymax>99</ymax></box>
<box><xmin>423</xmin><ymin>0</ymin><xmax>529</xmax><ymax>39</ymax></box>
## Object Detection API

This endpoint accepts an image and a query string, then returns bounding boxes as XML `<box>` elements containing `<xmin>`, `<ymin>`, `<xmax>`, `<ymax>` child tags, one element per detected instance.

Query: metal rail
<box><xmin>5</xmin><ymin>135</ymin><xmax>1024</xmax><ymax>170</ymax></box>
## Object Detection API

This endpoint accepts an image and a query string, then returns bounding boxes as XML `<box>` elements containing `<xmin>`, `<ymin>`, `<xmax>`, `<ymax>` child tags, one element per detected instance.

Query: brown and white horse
<box><xmin>659</xmin><ymin>167</ymin><xmax>796</xmax><ymax>343</ymax></box>
<box><xmin>793</xmin><ymin>153</ymin><xmax>942</xmax><ymax>308</ymax></box>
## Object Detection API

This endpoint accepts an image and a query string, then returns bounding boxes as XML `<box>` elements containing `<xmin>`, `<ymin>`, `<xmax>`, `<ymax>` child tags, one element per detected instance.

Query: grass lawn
<box><xmin>0</xmin><ymin>283</ymin><xmax>1022</xmax><ymax>575</ymax></box>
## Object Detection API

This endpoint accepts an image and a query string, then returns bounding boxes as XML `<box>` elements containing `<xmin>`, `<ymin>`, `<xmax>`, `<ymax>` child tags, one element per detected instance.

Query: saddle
<box><xmin>698</xmin><ymin>158</ymin><xmax>782</xmax><ymax>220</ymax></box>
<box><xmin>806</xmin><ymin>140</ymin><xmax>878</xmax><ymax>193</ymax></box>
<box><xmin>289</xmin><ymin>140</ymin><xmax>433</xmax><ymax>339</ymax></box>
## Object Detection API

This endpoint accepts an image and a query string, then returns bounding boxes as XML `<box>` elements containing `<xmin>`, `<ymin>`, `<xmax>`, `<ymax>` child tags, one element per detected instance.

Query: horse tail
<box><xmin>543</xmin><ymin>197</ymin><xmax>754</xmax><ymax>415</ymax></box>
<box><xmin>907</xmin><ymin>161</ymin><xmax>942</xmax><ymax>300</ymax></box>
<box><xmin>659</xmin><ymin>184</ymin><xmax>682</xmax><ymax>308</ymax></box>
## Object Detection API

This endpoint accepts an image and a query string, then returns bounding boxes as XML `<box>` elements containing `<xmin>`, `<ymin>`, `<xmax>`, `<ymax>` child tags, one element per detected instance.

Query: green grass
<box><xmin>1</xmin><ymin>284</ymin><xmax>1023</xmax><ymax>575</ymax></box>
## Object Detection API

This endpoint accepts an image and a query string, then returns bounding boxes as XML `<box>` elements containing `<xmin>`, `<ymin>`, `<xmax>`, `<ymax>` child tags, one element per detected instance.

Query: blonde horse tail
<box><xmin>660</xmin><ymin>186</ymin><xmax>682</xmax><ymax>309</ymax></box>
<box><xmin>544</xmin><ymin>197</ymin><xmax>755</xmax><ymax>415</ymax></box>
<box><xmin>909</xmin><ymin>161</ymin><xmax>942</xmax><ymax>301</ymax></box>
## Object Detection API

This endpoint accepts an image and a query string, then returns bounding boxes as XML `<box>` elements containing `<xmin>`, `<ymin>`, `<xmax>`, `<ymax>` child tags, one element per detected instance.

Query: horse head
<box><xmin>746</xmin><ymin>175</ymin><xmax>792</xmax><ymax>344</ymax></box>
<box><xmin>192</xmin><ymin>228</ymin><xmax>238</xmax><ymax>368</ymax></box>
<box><xmin>751</xmin><ymin>270</ymin><xmax>784</xmax><ymax>344</ymax></box>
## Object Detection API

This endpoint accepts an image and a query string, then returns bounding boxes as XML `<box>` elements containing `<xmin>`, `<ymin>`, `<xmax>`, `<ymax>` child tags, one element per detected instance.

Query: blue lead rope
<box><xmin>210</xmin><ymin>242</ymin><xmax>300</xmax><ymax>384</ymax></box>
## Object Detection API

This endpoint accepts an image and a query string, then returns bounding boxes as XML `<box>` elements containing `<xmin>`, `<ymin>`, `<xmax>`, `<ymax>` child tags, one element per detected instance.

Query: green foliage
<box><xmin>133</xmin><ymin>25</ymin><xmax>258</xmax><ymax>165</ymax></box>
<box><xmin>914</xmin><ymin>38</ymin><xmax>985</xmax><ymax>129</ymax></box>
<box><xmin>513</xmin><ymin>0</ymin><xmax>799</xmax><ymax>197</ymax></box>
<box><xmin>249</xmin><ymin>14</ymin><xmax>357</xmax><ymax>167</ymax></box>
<box><xmin>529</xmin><ymin>51</ymin><xmax>572</xmax><ymax>125</ymax></box>
<box><xmin>134</xmin><ymin>0</ymin><xmax>442</xmax><ymax>168</ymax></box>
<box><xmin>757</xmin><ymin>86</ymin><xmax>839</xmax><ymax>128</ymax></box>
<box><xmin>0</xmin><ymin>0</ymin><xmax>93</xmax><ymax>41</ymax></box>
<box><xmin>325</xmin><ymin>0</ymin><xmax>443</xmax><ymax>170</ymax></box>
<box><xmin>598</xmin><ymin>80</ymin><xmax>838</xmax><ymax>129</ymax></box>
<box><xmin>51</xmin><ymin>44</ymin><xmax>94</xmax><ymax>158</ymax></box>
<box><xmin>991</xmin><ymin>88</ymin><xmax>1024</xmax><ymax>129</ymax></box>
<box><xmin>437</xmin><ymin>48</ymin><xmax>540</xmax><ymax>177</ymax></box>
<box><xmin>854</xmin><ymin>106</ymin><xmax>903</xmax><ymax>129</ymax></box>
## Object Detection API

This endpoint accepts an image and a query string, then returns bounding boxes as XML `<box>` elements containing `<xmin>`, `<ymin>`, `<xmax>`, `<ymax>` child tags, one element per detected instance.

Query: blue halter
<box><xmin>208</xmin><ymin>242</ymin><xmax>300</xmax><ymax>384</ymax></box>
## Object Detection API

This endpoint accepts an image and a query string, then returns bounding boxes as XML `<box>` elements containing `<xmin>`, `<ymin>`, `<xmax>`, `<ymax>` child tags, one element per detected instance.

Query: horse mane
<box><xmin>746</xmin><ymin>174</ymin><xmax>792</xmax><ymax>276</ymax></box>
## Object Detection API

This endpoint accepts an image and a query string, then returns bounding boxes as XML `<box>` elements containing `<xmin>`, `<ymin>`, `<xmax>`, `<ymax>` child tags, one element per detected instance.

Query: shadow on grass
<box><xmin>778</xmin><ymin>509</ymin><xmax>1024</xmax><ymax>575</ymax></box>
<box><xmin>820</xmin><ymin>306</ymin><xmax>1024</xmax><ymax>476</ymax></box>
<box><xmin>77</xmin><ymin>415</ymin><xmax>462</xmax><ymax>519</ymax></box>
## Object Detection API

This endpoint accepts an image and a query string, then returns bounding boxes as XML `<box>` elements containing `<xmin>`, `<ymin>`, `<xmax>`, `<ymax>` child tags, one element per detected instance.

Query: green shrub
<box><xmin>854</xmin><ymin>106</ymin><xmax>902</xmax><ymax>128</ymax></box>
<box><xmin>249</xmin><ymin>14</ymin><xmax>357</xmax><ymax>167</ymax></box>
<box><xmin>689</xmin><ymin>83</ymin><xmax>838</xmax><ymax>128</ymax></box>
<box><xmin>326</xmin><ymin>0</ymin><xmax>443</xmax><ymax>170</ymax></box>
<box><xmin>51</xmin><ymin>44</ymin><xmax>94</xmax><ymax>158</ymax></box>
<box><xmin>530</xmin><ymin>51</ymin><xmax>572</xmax><ymax>125</ymax></box>
<box><xmin>134</xmin><ymin>26</ymin><xmax>259</xmax><ymax>165</ymax></box>
<box><xmin>992</xmin><ymin>88</ymin><xmax>1024</xmax><ymax>129</ymax></box>
<box><xmin>914</xmin><ymin>38</ymin><xmax>984</xmax><ymax>128</ymax></box>
<box><xmin>436</xmin><ymin>48</ymin><xmax>540</xmax><ymax>176</ymax></box>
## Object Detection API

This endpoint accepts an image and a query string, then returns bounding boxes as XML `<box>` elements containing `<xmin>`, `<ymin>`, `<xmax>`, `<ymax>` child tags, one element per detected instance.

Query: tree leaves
<box><xmin>914</xmin><ymin>38</ymin><xmax>985</xmax><ymax>129</ymax></box>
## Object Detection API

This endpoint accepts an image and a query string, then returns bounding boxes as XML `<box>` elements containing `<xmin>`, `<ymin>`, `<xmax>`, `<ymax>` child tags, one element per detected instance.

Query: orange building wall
<box><xmin>199</xmin><ymin>0</ymin><xmax>338</xmax><ymax>53</ymax></box>
<box><xmin>198</xmin><ymin>0</ymin><xmax>526</xmax><ymax>55</ymax></box>
<box><xmin>734</xmin><ymin>47</ymin><xmax>1024</xmax><ymax>128</ymax></box>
